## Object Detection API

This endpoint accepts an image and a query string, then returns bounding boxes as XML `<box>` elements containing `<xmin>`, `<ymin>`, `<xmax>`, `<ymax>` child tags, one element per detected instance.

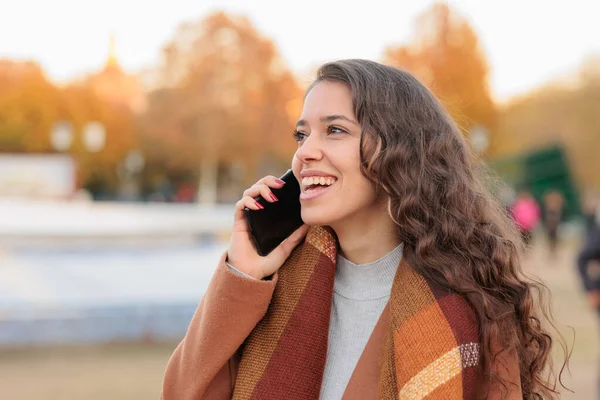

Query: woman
<box><xmin>510</xmin><ymin>190</ymin><xmax>540</xmax><ymax>247</ymax></box>
<box><xmin>542</xmin><ymin>190</ymin><xmax>565</xmax><ymax>256</ymax></box>
<box><xmin>162</xmin><ymin>60</ymin><xmax>566</xmax><ymax>399</ymax></box>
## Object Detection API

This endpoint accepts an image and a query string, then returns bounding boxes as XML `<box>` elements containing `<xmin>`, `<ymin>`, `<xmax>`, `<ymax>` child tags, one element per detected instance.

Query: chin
<box><xmin>300</xmin><ymin>207</ymin><xmax>337</xmax><ymax>227</ymax></box>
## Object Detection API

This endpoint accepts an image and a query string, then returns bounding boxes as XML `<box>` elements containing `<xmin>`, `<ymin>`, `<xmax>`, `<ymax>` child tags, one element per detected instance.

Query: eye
<box><xmin>292</xmin><ymin>130</ymin><xmax>307</xmax><ymax>142</ymax></box>
<box><xmin>327</xmin><ymin>125</ymin><xmax>347</xmax><ymax>135</ymax></box>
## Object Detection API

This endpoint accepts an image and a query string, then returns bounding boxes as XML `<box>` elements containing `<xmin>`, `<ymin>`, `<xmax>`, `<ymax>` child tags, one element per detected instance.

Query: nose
<box><xmin>294</xmin><ymin>133</ymin><xmax>323</xmax><ymax>164</ymax></box>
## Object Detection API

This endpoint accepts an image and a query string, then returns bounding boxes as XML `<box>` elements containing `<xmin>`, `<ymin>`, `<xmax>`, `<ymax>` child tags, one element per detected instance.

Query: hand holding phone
<box><xmin>227</xmin><ymin>172</ymin><xmax>309</xmax><ymax>280</ymax></box>
<box><xmin>244</xmin><ymin>170</ymin><xmax>304</xmax><ymax>256</ymax></box>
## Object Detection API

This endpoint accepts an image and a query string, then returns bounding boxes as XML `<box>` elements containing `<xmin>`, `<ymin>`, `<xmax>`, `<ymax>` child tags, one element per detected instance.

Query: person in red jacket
<box><xmin>162</xmin><ymin>60</ymin><xmax>568</xmax><ymax>400</ymax></box>
<box><xmin>510</xmin><ymin>190</ymin><xmax>541</xmax><ymax>247</ymax></box>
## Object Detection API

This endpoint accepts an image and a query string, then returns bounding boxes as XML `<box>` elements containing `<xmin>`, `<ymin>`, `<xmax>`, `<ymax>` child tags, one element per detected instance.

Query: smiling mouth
<box><xmin>301</xmin><ymin>176</ymin><xmax>337</xmax><ymax>192</ymax></box>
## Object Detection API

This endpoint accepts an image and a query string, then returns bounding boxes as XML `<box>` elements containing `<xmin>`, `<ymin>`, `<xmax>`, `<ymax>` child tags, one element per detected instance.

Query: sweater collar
<box><xmin>334</xmin><ymin>243</ymin><xmax>403</xmax><ymax>301</ymax></box>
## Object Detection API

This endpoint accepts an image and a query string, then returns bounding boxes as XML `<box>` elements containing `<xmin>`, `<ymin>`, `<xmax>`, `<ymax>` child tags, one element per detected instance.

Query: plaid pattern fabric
<box><xmin>233</xmin><ymin>226</ymin><xmax>481</xmax><ymax>399</ymax></box>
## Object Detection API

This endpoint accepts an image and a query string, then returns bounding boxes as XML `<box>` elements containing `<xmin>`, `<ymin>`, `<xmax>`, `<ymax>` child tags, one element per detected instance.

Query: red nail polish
<box><xmin>269</xmin><ymin>193</ymin><xmax>279</xmax><ymax>201</ymax></box>
<box><xmin>275</xmin><ymin>179</ymin><xmax>285</xmax><ymax>185</ymax></box>
<box><xmin>255</xmin><ymin>201</ymin><xmax>264</xmax><ymax>209</ymax></box>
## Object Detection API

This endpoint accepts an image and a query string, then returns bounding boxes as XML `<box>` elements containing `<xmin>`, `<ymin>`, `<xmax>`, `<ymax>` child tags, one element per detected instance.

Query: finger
<box><xmin>241</xmin><ymin>195</ymin><xmax>265</xmax><ymax>210</ymax></box>
<box><xmin>243</xmin><ymin>183</ymin><xmax>279</xmax><ymax>203</ymax></box>
<box><xmin>269</xmin><ymin>224</ymin><xmax>310</xmax><ymax>263</ymax></box>
<box><xmin>256</xmin><ymin>175</ymin><xmax>287</xmax><ymax>187</ymax></box>
<box><xmin>240</xmin><ymin>175</ymin><xmax>286</xmax><ymax>200</ymax></box>
<box><xmin>232</xmin><ymin>195</ymin><xmax>260</xmax><ymax>223</ymax></box>
<box><xmin>234</xmin><ymin>195</ymin><xmax>264</xmax><ymax>221</ymax></box>
<box><xmin>243</xmin><ymin>176</ymin><xmax>286</xmax><ymax>195</ymax></box>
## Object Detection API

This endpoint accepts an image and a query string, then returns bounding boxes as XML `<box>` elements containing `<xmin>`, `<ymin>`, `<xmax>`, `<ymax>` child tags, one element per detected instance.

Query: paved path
<box><xmin>524</xmin><ymin>237</ymin><xmax>599</xmax><ymax>399</ymax></box>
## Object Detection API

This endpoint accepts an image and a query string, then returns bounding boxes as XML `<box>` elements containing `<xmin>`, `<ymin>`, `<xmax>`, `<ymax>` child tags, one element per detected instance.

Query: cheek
<box><xmin>291</xmin><ymin>154</ymin><xmax>302</xmax><ymax>181</ymax></box>
<box><xmin>330</xmin><ymin>139</ymin><xmax>361</xmax><ymax>173</ymax></box>
<box><xmin>346</xmin><ymin>172</ymin><xmax>378</xmax><ymax>203</ymax></box>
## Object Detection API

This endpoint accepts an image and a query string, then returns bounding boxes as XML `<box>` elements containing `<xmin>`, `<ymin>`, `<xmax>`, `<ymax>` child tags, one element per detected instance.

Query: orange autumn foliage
<box><xmin>139</xmin><ymin>12</ymin><xmax>303</xmax><ymax>182</ymax></box>
<box><xmin>385</xmin><ymin>3</ymin><xmax>495</xmax><ymax>146</ymax></box>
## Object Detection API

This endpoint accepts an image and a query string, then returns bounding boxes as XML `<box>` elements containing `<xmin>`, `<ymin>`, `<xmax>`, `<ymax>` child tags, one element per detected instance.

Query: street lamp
<box><xmin>124</xmin><ymin>149</ymin><xmax>145</xmax><ymax>175</ymax></box>
<box><xmin>82</xmin><ymin>121</ymin><xmax>106</xmax><ymax>153</ymax></box>
<box><xmin>50</xmin><ymin>121</ymin><xmax>74</xmax><ymax>152</ymax></box>
<box><xmin>50</xmin><ymin>121</ymin><xmax>107</xmax><ymax>153</ymax></box>
<box><xmin>116</xmin><ymin>149</ymin><xmax>145</xmax><ymax>201</ymax></box>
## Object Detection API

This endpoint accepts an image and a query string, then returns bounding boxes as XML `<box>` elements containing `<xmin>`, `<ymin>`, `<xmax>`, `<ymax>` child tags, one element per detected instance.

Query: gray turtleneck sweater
<box><xmin>319</xmin><ymin>244</ymin><xmax>403</xmax><ymax>399</ymax></box>
<box><xmin>227</xmin><ymin>243</ymin><xmax>403</xmax><ymax>400</ymax></box>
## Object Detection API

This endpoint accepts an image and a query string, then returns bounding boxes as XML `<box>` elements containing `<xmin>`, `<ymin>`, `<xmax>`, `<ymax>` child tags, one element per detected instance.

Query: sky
<box><xmin>0</xmin><ymin>0</ymin><xmax>599</xmax><ymax>102</ymax></box>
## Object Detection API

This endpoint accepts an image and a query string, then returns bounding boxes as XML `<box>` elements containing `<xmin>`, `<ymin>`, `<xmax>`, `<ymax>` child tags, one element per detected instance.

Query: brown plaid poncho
<box><xmin>232</xmin><ymin>226</ymin><xmax>482</xmax><ymax>399</ymax></box>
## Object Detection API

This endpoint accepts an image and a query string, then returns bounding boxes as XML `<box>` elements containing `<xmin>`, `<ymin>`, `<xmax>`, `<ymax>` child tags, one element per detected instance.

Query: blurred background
<box><xmin>0</xmin><ymin>0</ymin><xmax>599</xmax><ymax>398</ymax></box>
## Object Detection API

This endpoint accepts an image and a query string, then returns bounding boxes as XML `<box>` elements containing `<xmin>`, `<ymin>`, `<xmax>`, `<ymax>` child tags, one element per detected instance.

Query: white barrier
<box><xmin>0</xmin><ymin>199</ymin><xmax>234</xmax><ymax>242</ymax></box>
<box><xmin>0</xmin><ymin>238</ymin><xmax>227</xmax><ymax>348</ymax></box>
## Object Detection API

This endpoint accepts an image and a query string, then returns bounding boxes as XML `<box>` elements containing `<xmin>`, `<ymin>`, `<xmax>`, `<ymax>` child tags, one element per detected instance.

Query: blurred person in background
<box><xmin>577</xmin><ymin>194</ymin><xmax>600</xmax><ymax>312</ymax></box>
<box><xmin>583</xmin><ymin>192</ymin><xmax>600</xmax><ymax>235</ymax></box>
<box><xmin>543</xmin><ymin>189</ymin><xmax>565</xmax><ymax>256</ymax></box>
<box><xmin>175</xmin><ymin>180</ymin><xmax>196</xmax><ymax>203</ymax></box>
<box><xmin>510</xmin><ymin>190</ymin><xmax>541</xmax><ymax>247</ymax></box>
<box><xmin>576</xmin><ymin>194</ymin><xmax>600</xmax><ymax>398</ymax></box>
<box><xmin>162</xmin><ymin>60</ymin><xmax>568</xmax><ymax>399</ymax></box>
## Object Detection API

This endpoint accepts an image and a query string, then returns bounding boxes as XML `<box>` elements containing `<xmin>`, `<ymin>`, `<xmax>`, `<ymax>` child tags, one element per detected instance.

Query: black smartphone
<box><xmin>244</xmin><ymin>169</ymin><xmax>303</xmax><ymax>256</ymax></box>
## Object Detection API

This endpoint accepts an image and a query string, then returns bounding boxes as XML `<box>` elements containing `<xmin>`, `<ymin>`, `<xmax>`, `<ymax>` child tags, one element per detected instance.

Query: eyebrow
<box><xmin>296</xmin><ymin>114</ymin><xmax>359</xmax><ymax>127</ymax></box>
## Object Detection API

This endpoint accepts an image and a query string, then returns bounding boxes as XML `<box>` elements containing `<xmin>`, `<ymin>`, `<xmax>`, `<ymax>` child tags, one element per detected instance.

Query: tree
<box><xmin>139</xmin><ymin>12</ymin><xmax>302</xmax><ymax>186</ymax></box>
<box><xmin>0</xmin><ymin>60</ymin><xmax>62</xmax><ymax>152</ymax></box>
<box><xmin>61</xmin><ymin>82</ymin><xmax>137</xmax><ymax>194</ymax></box>
<box><xmin>0</xmin><ymin>59</ymin><xmax>137</xmax><ymax>195</ymax></box>
<box><xmin>385</xmin><ymin>3</ymin><xmax>495</xmax><ymax>144</ymax></box>
<box><xmin>492</xmin><ymin>57</ymin><xmax>600</xmax><ymax>190</ymax></box>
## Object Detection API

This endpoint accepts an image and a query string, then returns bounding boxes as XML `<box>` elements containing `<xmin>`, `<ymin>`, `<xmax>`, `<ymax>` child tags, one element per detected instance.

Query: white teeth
<box><xmin>302</xmin><ymin>176</ymin><xmax>337</xmax><ymax>188</ymax></box>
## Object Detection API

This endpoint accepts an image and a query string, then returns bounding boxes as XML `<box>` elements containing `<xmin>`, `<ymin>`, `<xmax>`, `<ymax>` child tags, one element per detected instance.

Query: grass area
<box><xmin>0</xmin><ymin>238</ymin><xmax>597</xmax><ymax>399</ymax></box>
<box><xmin>0</xmin><ymin>342</ymin><xmax>178</xmax><ymax>400</ymax></box>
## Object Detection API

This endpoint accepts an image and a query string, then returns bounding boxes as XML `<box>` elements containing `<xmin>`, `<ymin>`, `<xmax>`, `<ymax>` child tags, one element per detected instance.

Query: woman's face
<box><xmin>291</xmin><ymin>81</ymin><xmax>383</xmax><ymax>228</ymax></box>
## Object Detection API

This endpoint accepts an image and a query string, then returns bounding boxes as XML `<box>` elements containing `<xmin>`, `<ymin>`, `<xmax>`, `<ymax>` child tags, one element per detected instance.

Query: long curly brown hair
<box><xmin>309</xmin><ymin>59</ymin><xmax>569</xmax><ymax>399</ymax></box>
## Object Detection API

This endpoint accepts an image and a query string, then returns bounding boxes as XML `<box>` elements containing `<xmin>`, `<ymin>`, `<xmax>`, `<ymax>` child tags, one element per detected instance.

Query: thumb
<box><xmin>268</xmin><ymin>224</ymin><xmax>310</xmax><ymax>266</ymax></box>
